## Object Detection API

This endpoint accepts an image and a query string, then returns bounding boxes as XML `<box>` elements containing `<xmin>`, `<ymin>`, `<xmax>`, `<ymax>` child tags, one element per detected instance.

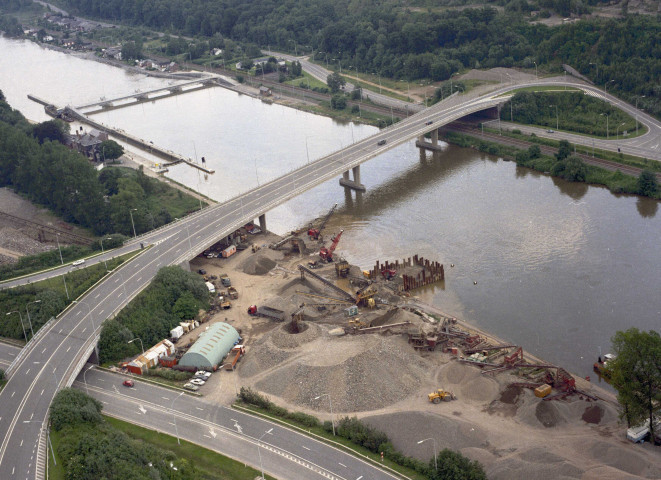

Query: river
<box><xmin>1</xmin><ymin>36</ymin><xmax>660</xmax><ymax>383</ymax></box>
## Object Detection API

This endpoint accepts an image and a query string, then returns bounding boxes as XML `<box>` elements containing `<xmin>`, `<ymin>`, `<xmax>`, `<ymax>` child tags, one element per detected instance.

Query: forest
<box><xmin>55</xmin><ymin>0</ymin><xmax>660</xmax><ymax>117</ymax></box>
<box><xmin>0</xmin><ymin>93</ymin><xmax>202</xmax><ymax>237</ymax></box>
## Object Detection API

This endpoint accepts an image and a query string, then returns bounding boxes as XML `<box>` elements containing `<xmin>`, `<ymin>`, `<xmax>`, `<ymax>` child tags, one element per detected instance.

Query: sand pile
<box><xmin>240</xmin><ymin>254</ymin><xmax>277</xmax><ymax>275</ymax></box>
<box><xmin>436</xmin><ymin>361</ymin><xmax>500</xmax><ymax>404</ymax></box>
<box><xmin>486</xmin><ymin>451</ymin><xmax>583</xmax><ymax>480</ymax></box>
<box><xmin>248</xmin><ymin>329</ymin><xmax>433</xmax><ymax>411</ymax></box>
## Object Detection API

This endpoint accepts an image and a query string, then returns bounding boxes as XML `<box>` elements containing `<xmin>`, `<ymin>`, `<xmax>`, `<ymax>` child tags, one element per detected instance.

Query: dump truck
<box><xmin>220</xmin><ymin>274</ymin><xmax>231</xmax><ymax>287</ymax></box>
<box><xmin>227</xmin><ymin>286</ymin><xmax>238</xmax><ymax>299</ymax></box>
<box><xmin>225</xmin><ymin>345</ymin><xmax>245</xmax><ymax>370</ymax></box>
<box><xmin>247</xmin><ymin>305</ymin><xmax>285</xmax><ymax>321</ymax></box>
<box><xmin>428</xmin><ymin>389</ymin><xmax>456</xmax><ymax>403</ymax></box>
<box><xmin>219</xmin><ymin>295</ymin><xmax>231</xmax><ymax>309</ymax></box>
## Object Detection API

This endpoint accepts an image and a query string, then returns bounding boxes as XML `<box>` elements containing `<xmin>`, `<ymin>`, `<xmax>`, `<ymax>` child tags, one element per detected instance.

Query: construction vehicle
<box><xmin>428</xmin><ymin>389</ymin><xmax>456</xmax><ymax>403</ymax></box>
<box><xmin>225</xmin><ymin>345</ymin><xmax>245</xmax><ymax>370</ymax></box>
<box><xmin>348</xmin><ymin>318</ymin><xmax>371</xmax><ymax>329</ymax></box>
<box><xmin>220</xmin><ymin>274</ymin><xmax>231</xmax><ymax>287</ymax></box>
<box><xmin>219</xmin><ymin>295</ymin><xmax>231</xmax><ymax>309</ymax></box>
<box><xmin>319</xmin><ymin>230</ymin><xmax>343</xmax><ymax>262</ymax></box>
<box><xmin>247</xmin><ymin>305</ymin><xmax>285</xmax><ymax>321</ymax></box>
<box><xmin>381</xmin><ymin>267</ymin><xmax>396</xmax><ymax>280</ymax></box>
<box><xmin>227</xmin><ymin>286</ymin><xmax>239</xmax><ymax>299</ymax></box>
<box><xmin>308</xmin><ymin>203</ymin><xmax>338</xmax><ymax>240</ymax></box>
<box><xmin>251</xmin><ymin>243</ymin><xmax>261</xmax><ymax>253</ymax></box>
<box><xmin>335</xmin><ymin>258</ymin><xmax>350</xmax><ymax>277</ymax></box>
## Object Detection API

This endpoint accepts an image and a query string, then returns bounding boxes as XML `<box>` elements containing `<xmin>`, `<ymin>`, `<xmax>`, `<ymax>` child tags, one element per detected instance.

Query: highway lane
<box><xmin>76</xmin><ymin>368</ymin><xmax>400</xmax><ymax>480</ymax></box>
<box><xmin>0</xmin><ymin>342</ymin><xmax>19</xmax><ymax>369</ymax></box>
<box><xmin>1</xmin><ymin>78</ymin><xmax>660</xmax><ymax>479</ymax></box>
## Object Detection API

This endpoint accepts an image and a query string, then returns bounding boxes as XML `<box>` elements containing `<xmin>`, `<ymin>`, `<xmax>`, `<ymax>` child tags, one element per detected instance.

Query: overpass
<box><xmin>1</xmin><ymin>78</ymin><xmax>659</xmax><ymax>479</ymax></box>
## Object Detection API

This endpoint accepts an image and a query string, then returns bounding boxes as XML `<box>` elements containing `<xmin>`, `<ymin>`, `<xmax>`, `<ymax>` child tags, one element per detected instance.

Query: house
<box><xmin>103</xmin><ymin>47</ymin><xmax>122</xmax><ymax>60</ymax></box>
<box><xmin>71</xmin><ymin>128</ymin><xmax>108</xmax><ymax>160</ymax></box>
<box><xmin>126</xmin><ymin>339</ymin><xmax>176</xmax><ymax>375</ymax></box>
<box><xmin>212</xmin><ymin>48</ymin><xmax>223</xmax><ymax>56</ymax></box>
<box><xmin>259</xmin><ymin>86</ymin><xmax>272</xmax><ymax>97</ymax></box>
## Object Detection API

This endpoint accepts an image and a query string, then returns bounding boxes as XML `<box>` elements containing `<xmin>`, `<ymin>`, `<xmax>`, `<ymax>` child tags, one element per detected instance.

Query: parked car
<box><xmin>123</xmin><ymin>379</ymin><xmax>134</xmax><ymax>387</ymax></box>
<box><xmin>198</xmin><ymin>269</ymin><xmax>206</xmax><ymax>275</ymax></box>
<box><xmin>194</xmin><ymin>371</ymin><xmax>212</xmax><ymax>380</ymax></box>
<box><xmin>190</xmin><ymin>378</ymin><xmax>206</xmax><ymax>386</ymax></box>
<box><xmin>183</xmin><ymin>383</ymin><xmax>199</xmax><ymax>392</ymax></box>
<box><xmin>72</xmin><ymin>259</ymin><xmax>85</xmax><ymax>266</ymax></box>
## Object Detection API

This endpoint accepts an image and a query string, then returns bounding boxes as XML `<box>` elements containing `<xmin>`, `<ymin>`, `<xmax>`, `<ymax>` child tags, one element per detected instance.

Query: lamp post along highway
<box><xmin>314</xmin><ymin>393</ymin><xmax>335</xmax><ymax>435</ymax></box>
<box><xmin>25</xmin><ymin>299</ymin><xmax>41</xmax><ymax>338</ymax></box>
<box><xmin>72</xmin><ymin>300</ymin><xmax>95</xmax><ymax>331</ymax></box>
<box><xmin>6</xmin><ymin>310</ymin><xmax>28</xmax><ymax>343</ymax></box>
<box><xmin>257</xmin><ymin>427</ymin><xmax>274</xmax><ymax>480</ymax></box>
<box><xmin>549</xmin><ymin>104</ymin><xmax>558</xmax><ymax>130</ymax></box>
<box><xmin>129</xmin><ymin>208</ymin><xmax>138</xmax><ymax>238</ymax></box>
<box><xmin>417</xmin><ymin>438</ymin><xmax>438</xmax><ymax>471</ymax></box>
<box><xmin>601</xmin><ymin>113</ymin><xmax>610</xmax><ymax>140</ymax></box>
<box><xmin>616</xmin><ymin>122</ymin><xmax>626</xmax><ymax>140</ymax></box>
<box><xmin>128</xmin><ymin>337</ymin><xmax>144</xmax><ymax>355</ymax></box>
<box><xmin>83</xmin><ymin>364</ymin><xmax>94</xmax><ymax>395</ymax></box>
<box><xmin>55</xmin><ymin>233</ymin><xmax>64</xmax><ymax>265</ymax></box>
<box><xmin>170</xmin><ymin>391</ymin><xmax>184</xmax><ymax>445</ymax></box>
<box><xmin>533</xmin><ymin>61</ymin><xmax>537</xmax><ymax>79</ymax></box>
<box><xmin>100</xmin><ymin>236</ymin><xmax>112</xmax><ymax>271</ymax></box>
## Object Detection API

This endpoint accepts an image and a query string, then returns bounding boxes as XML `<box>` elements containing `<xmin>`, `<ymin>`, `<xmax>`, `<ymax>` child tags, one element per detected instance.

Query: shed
<box><xmin>178</xmin><ymin>322</ymin><xmax>240</xmax><ymax>369</ymax></box>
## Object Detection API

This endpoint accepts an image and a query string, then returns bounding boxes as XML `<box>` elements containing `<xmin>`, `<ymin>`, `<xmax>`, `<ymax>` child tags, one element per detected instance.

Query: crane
<box><xmin>308</xmin><ymin>203</ymin><xmax>338</xmax><ymax>241</ymax></box>
<box><xmin>319</xmin><ymin>229</ymin><xmax>343</xmax><ymax>262</ymax></box>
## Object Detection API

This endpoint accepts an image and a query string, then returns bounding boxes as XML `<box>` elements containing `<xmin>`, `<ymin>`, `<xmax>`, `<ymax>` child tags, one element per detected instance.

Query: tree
<box><xmin>555</xmin><ymin>139</ymin><xmax>572</xmax><ymax>161</ymax></box>
<box><xmin>429</xmin><ymin>449</ymin><xmax>487</xmax><ymax>480</ymax></box>
<box><xmin>527</xmin><ymin>144</ymin><xmax>541</xmax><ymax>159</ymax></box>
<box><xmin>330</xmin><ymin>94</ymin><xmax>347</xmax><ymax>110</ymax></box>
<box><xmin>0</xmin><ymin>368</ymin><xmax>5</xmax><ymax>381</ymax></box>
<box><xmin>99</xmin><ymin>140</ymin><xmax>123</xmax><ymax>161</ymax></box>
<box><xmin>327</xmin><ymin>72</ymin><xmax>346</xmax><ymax>93</ymax></box>
<box><xmin>32</xmin><ymin>120</ymin><xmax>67</xmax><ymax>145</ymax></box>
<box><xmin>121</xmin><ymin>41</ymin><xmax>142</xmax><ymax>61</ymax></box>
<box><xmin>49</xmin><ymin>388</ymin><xmax>103</xmax><ymax>431</ymax></box>
<box><xmin>610</xmin><ymin>328</ymin><xmax>661</xmax><ymax>442</ymax></box>
<box><xmin>551</xmin><ymin>155</ymin><xmax>587</xmax><ymax>182</ymax></box>
<box><xmin>637</xmin><ymin>170</ymin><xmax>658</xmax><ymax>197</ymax></box>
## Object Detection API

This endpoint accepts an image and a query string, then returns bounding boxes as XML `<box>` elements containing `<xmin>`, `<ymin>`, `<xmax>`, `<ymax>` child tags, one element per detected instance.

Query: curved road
<box><xmin>1</xmin><ymin>78</ymin><xmax>660</xmax><ymax>479</ymax></box>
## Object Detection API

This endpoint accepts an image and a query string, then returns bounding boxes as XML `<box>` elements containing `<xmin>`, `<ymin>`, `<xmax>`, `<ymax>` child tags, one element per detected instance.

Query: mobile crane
<box><xmin>319</xmin><ymin>230</ymin><xmax>343</xmax><ymax>262</ymax></box>
<box><xmin>308</xmin><ymin>203</ymin><xmax>338</xmax><ymax>241</ymax></box>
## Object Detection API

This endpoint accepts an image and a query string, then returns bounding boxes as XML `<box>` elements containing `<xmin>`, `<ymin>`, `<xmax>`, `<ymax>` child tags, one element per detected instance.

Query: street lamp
<box><xmin>635</xmin><ymin>95</ymin><xmax>645</xmax><ymax>136</ymax></box>
<box><xmin>257</xmin><ymin>428</ymin><xmax>274</xmax><ymax>480</ymax></box>
<box><xmin>83</xmin><ymin>364</ymin><xmax>94</xmax><ymax>395</ymax></box>
<box><xmin>6</xmin><ymin>310</ymin><xmax>28</xmax><ymax>343</ymax></box>
<box><xmin>25</xmin><ymin>299</ymin><xmax>41</xmax><ymax>338</ymax></box>
<box><xmin>533</xmin><ymin>61</ymin><xmax>538</xmax><ymax>79</ymax></box>
<box><xmin>129</xmin><ymin>208</ymin><xmax>138</xmax><ymax>238</ymax></box>
<box><xmin>601</xmin><ymin>113</ymin><xmax>610</xmax><ymax>140</ymax></box>
<box><xmin>55</xmin><ymin>233</ymin><xmax>64</xmax><ymax>265</ymax></box>
<box><xmin>589</xmin><ymin>62</ymin><xmax>599</xmax><ymax>82</ymax></box>
<box><xmin>128</xmin><ymin>337</ymin><xmax>144</xmax><ymax>355</ymax></box>
<box><xmin>314</xmin><ymin>393</ymin><xmax>335</xmax><ymax>435</ymax></box>
<box><xmin>417</xmin><ymin>438</ymin><xmax>437</xmax><ymax>471</ymax></box>
<box><xmin>549</xmin><ymin>104</ymin><xmax>558</xmax><ymax>130</ymax></box>
<box><xmin>616</xmin><ymin>122</ymin><xmax>626</xmax><ymax>140</ymax></box>
<box><xmin>604</xmin><ymin>79</ymin><xmax>615</xmax><ymax>95</ymax></box>
<box><xmin>72</xmin><ymin>300</ymin><xmax>95</xmax><ymax>331</ymax></box>
<box><xmin>450</xmin><ymin>72</ymin><xmax>459</xmax><ymax>93</ymax></box>
<box><xmin>170</xmin><ymin>391</ymin><xmax>185</xmax><ymax>445</ymax></box>
<box><xmin>100</xmin><ymin>236</ymin><xmax>112</xmax><ymax>271</ymax></box>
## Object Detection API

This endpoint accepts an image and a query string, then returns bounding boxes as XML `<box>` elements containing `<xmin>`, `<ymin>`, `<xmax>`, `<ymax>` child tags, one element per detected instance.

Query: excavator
<box><xmin>319</xmin><ymin>229</ymin><xmax>343</xmax><ymax>262</ymax></box>
<box><xmin>308</xmin><ymin>203</ymin><xmax>338</xmax><ymax>241</ymax></box>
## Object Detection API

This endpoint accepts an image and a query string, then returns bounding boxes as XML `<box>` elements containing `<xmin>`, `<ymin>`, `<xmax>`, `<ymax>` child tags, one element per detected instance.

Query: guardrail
<box><xmin>5</xmin><ymin>316</ymin><xmax>55</xmax><ymax>378</ymax></box>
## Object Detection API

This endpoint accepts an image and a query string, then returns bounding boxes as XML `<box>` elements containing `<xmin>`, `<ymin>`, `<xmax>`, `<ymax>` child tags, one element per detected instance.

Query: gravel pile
<box><xmin>252</xmin><ymin>331</ymin><xmax>433</xmax><ymax>412</ymax></box>
<box><xmin>270</xmin><ymin>322</ymin><xmax>320</xmax><ymax>349</ymax></box>
<box><xmin>238</xmin><ymin>336</ymin><xmax>295</xmax><ymax>378</ymax></box>
<box><xmin>0</xmin><ymin>227</ymin><xmax>56</xmax><ymax>264</ymax></box>
<box><xmin>240</xmin><ymin>254</ymin><xmax>277</xmax><ymax>275</ymax></box>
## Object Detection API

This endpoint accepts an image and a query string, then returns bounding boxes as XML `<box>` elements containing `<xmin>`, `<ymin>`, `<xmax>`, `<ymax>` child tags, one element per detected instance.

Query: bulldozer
<box><xmin>428</xmin><ymin>389</ymin><xmax>456</xmax><ymax>403</ymax></box>
<box><xmin>356</xmin><ymin>285</ymin><xmax>377</xmax><ymax>307</ymax></box>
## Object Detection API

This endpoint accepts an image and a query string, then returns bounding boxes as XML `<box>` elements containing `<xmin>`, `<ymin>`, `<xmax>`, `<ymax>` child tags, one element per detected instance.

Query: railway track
<box><xmin>0</xmin><ymin>211</ymin><xmax>93</xmax><ymax>245</ymax></box>
<box><xmin>444</xmin><ymin>124</ymin><xmax>659</xmax><ymax>180</ymax></box>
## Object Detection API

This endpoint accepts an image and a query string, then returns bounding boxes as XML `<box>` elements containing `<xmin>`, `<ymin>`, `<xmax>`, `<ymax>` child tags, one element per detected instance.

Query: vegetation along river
<box><xmin>1</xmin><ymin>36</ymin><xmax>660</xmax><ymax>383</ymax></box>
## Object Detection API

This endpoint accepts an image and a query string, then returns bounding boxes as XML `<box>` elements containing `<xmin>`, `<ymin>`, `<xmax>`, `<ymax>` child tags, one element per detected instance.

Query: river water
<box><xmin>1</xmin><ymin>36</ymin><xmax>660</xmax><ymax>382</ymax></box>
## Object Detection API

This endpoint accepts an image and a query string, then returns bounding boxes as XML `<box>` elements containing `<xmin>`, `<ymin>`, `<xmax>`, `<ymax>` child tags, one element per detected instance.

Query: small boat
<box><xmin>593</xmin><ymin>353</ymin><xmax>615</xmax><ymax>378</ymax></box>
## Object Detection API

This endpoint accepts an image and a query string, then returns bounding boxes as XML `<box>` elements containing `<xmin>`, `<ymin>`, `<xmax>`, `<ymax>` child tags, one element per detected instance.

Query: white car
<box><xmin>194</xmin><ymin>371</ymin><xmax>211</xmax><ymax>380</ymax></box>
<box><xmin>183</xmin><ymin>383</ymin><xmax>199</xmax><ymax>391</ymax></box>
<box><xmin>190</xmin><ymin>378</ymin><xmax>206</xmax><ymax>386</ymax></box>
<box><xmin>72</xmin><ymin>259</ymin><xmax>85</xmax><ymax>266</ymax></box>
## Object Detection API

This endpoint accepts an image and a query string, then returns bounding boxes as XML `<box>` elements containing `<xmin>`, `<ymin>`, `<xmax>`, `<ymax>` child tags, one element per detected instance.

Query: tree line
<box><xmin>56</xmin><ymin>0</ymin><xmax>659</xmax><ymax>117</ymax></box>
<box><xmin>0</xmin><ymin>93</ymin><xmax>201</xmax><ymax>237</ymax></box>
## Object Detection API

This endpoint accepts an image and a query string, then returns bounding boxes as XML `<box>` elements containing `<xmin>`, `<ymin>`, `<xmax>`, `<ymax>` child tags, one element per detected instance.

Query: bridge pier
<box><xmin>416</xmin><ymin>128</ymin><xmax>444</xmax><ymax>151</ymax></box>
<box><xmin>87</xmin><ymin>345</ymin><xmax>100</xmax><ymax>365</ymax></box>
<box><xmin>339</xmin><ymin>165</ymin><xmax>366</xmax><ymax>192</ymax></box>
<box><xmin>259</xmin><ymin>214</ymin><xmax>267</xmax><ymax>233</ymax></box>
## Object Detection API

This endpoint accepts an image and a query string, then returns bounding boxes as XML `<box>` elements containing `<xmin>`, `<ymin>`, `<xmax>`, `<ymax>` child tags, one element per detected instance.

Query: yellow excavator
<box><xmin>428</xmin><ymin>389</ymin><xmax>456</xmax><ymax>403</ymax></box>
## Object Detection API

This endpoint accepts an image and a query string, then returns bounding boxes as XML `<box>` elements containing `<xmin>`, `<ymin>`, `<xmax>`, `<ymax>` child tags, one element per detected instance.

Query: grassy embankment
<box><xmin>48</xmin><ymin>414</ymin><xmax>272</xmax><ymax>480</ymax></box>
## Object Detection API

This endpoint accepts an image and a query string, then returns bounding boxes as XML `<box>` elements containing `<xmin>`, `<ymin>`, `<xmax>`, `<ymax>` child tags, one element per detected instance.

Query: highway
<box><xmin>75</xmin><ymin>367</ymin><xmax>399</xmax><ymax>480</ymax></box>
<box><xmin>1</xmin><ymin>77</ymin><xmax>660</xmax><ymax>479</ymax></box>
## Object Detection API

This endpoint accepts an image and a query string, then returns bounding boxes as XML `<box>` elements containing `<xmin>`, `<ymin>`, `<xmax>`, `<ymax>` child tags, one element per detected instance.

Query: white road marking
<box><xmin>94</xmin><ymin>293</ymin><xmax>100</xmax><ymax>299</ymax></box>
<box><xmin>139</xmin><ymin>405</ymin><xmax>147</xmax><ymax>414</ymax></box>
<box><xmin>339</xmin><ymin>463</ymin><xmax>346</xmax><ymax>467</ymax></box>
<box><xmin>99</xmin><ymin>310</ymin><xmax>104</xmax><ymax>315</ymax></box>
<box><xmin>203</xmin><ymin>434</ymin><xmax>211</xmax><ymax>439</ymax></box>
<box><xmin>162</xmin><ymin>396</ymin><xmax>169</xmax><ymax>400</ymax></box>
<box><xmin>302</xmin><ymin>446</ymin><xmax>310</xmax><ymax>450</ymax></box>
<box><xmin>40</xmin><ymin>390</ymin><xmax>44</xmax><ymax>396</ymax></box>
<box><xmin>19</xmin><ymin>440</ymin><xmax>23</xmax><ymax>447</ymax></box>
<box><xmin>25</xmin><ymin>369</ymin><xmax>30</xmax><ymax>375</ymax></box>
<box><xmin>58</xmin><ymin>329</ymin><xmax>63</xmax><ymax>334</ymax></box>
<box><xmin>76</xmin><ymin>311</ymin><xmax>81</xmax><ymax>316</ymax></box>
<box><xmin>41</xmin><ymin>348</ymin><xmax>46</xmax><ymax>354</ymax></box>
<box><xmin>137</xmin><ymin>277</ymin><xmax>142</xmax><ymax>283</ymax></box>
<box><xmin>81</xmin><ymin>328</ymin><xmax>87</xmax><ymax>333</ymax></box>
<box><xmin>195</xmin><ymin>407</ymin><xmax>204</xmax><ymax>411</ymax></box>
<box><xmin>66</xmin><ymin>347</ymin><xmax>71</xmax><ymax>353</ymax></box>
<box><xmin>114</xmin><ymin>278</ymin><xmax>120</xmax><ymax>283</ymax></box>
<box><xmin>11</xmin><ymin>391</ymin><xmax>15</xmax><ymax>398</ymax></box>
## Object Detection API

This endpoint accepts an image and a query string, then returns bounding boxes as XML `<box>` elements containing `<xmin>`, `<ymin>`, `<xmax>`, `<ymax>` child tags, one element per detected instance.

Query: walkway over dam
<box><xmin>4</xmin><ymin>78</ymin><xmax>656</xmax><ymax>480</ymax></box>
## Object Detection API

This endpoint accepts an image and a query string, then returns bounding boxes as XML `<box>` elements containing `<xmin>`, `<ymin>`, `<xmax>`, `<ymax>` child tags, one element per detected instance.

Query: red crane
<box><xmin>319</xmin><ymin>229</ymin><xmax>343</xmax><ymax>262</ymax></box>
<box><xmin>308</xmin><ymin>203</ymin><xmax>338</xmax><ymax>241</ymax></box>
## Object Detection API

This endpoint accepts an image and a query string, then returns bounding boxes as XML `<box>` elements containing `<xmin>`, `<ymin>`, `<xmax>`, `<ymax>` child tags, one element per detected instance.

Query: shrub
<box><xmin>50</xmin><ymin>388</ymin><xmax>103</xmax><ymax>431</ymax></box>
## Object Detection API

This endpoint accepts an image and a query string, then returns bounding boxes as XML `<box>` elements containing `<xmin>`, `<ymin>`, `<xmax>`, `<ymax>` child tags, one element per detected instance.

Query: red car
<box><xmin>123</xmin><ymin>379</ymin><xmax>134</xmax><ymax>387</ymax></box>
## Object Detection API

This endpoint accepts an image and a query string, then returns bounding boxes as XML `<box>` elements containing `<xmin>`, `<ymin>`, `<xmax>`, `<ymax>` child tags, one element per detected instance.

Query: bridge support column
<box><xmin>339</xmin><ymin>166</ymin><xmax>366</xmax><ymax>192</ymax></box>
<box><xmin>259</xmin><ymin>214</ymin><xmax>267</xmax><ymax>233</ymax></box>
<box><xmin>415</xmin><ymin>128</ymin><xmax>444</xmax><ymax>152</ymax></box>
<box><xmin>431</xmin><ymin>129</ymin><xmax>438</xmax><ymax>146</ymax></box>
<box><xmin>87</xmin><ymin>345</ymin><xmax>100</xmax><ymax>365</ymax></box>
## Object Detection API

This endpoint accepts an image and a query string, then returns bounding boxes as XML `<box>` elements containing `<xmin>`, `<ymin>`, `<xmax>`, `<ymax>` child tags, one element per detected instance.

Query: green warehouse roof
<box><xmin>178</xmin><ymin>322</ymin><xmax>240</xmax><ymax>369</ymax></box>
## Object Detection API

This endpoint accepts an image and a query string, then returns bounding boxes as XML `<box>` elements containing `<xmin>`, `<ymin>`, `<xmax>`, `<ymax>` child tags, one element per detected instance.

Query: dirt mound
<box><xmin>581</xmin><ymin>404</ymin><xmax>604</xmax><ymax>424</ymax></box>
<box><xmin>240</xmin><ymin>254</ymin><xmax>277</xmax><ymax>275</ymax></box>
<box><xmin>270</xmin><ymin>322</ymin><xmax>320</xmax><ymax>349</ymax></box>
<box><xmin>237</xmin><ymin>336</ymin><xmax>295</xmax><ymax>378</ymax></box>
<box><xmin>487</xmin><ymin>453</ymin><xmax>583</xmax><ymax>480</ymax></box>
<box><xmin>535</xmin><ymin>401</ymin><xmax>565</xmax><ymax>428</ymax></box>
<box><xmin>500</xmin><ymin>384</ymin><xmax>523</xmax><ymax>404</ymax></box>
<box><xmin>587</xmin><ymin>441</ymin><xmax>661</xmax><ymax>478</ymax></box>
<box><xmin>459</xmin><ymin>375</ymin><xmax>499</xmax><ymax>404</ymax></box>
<box><xmin>252</xmin><ymin>335</ymin><xmax>432</xmax><ymax>412</ymax></box>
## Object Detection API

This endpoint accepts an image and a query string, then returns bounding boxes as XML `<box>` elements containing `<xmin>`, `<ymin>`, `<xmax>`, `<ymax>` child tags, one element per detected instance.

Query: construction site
<box><xmin>120</xmin><ymin>202</ymin><xmax>659</xmax><ymax>480</ymax></box>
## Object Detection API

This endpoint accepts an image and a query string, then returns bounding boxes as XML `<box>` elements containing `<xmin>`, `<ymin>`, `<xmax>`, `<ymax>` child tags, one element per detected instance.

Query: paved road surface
<box><xmin>76</xmin><ymin>367</ymin><xmax>399</xmax><ymax>480</ymax></box>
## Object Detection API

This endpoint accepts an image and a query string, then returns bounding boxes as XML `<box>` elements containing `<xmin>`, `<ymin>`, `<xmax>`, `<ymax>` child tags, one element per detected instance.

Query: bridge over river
<box><xmin>1</xmin><ymin>78</ymin><xmax>658</xmax><ymax>479</ymax></box>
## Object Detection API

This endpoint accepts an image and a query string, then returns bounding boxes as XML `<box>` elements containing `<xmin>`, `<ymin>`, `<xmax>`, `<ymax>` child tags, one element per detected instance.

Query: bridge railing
<box><xmin>5</xmin><ymin>316</ymin><xmax>55</xmax><ymax>378</ymax></box>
